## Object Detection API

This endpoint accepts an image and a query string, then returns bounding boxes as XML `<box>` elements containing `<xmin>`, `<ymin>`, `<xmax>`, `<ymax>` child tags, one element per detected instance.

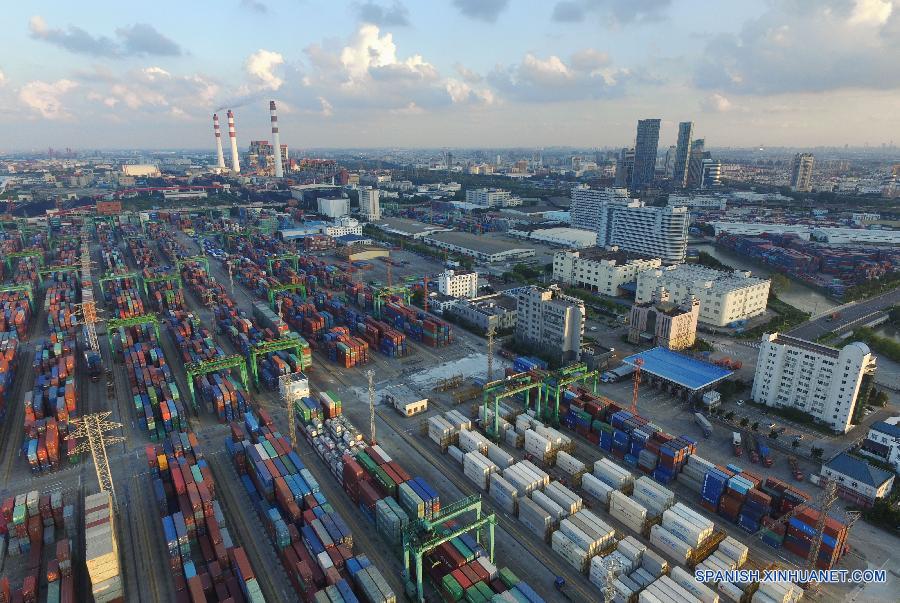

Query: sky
<box><xmin>1</xmin><ymin>0</ymin><xmax>899</xmax><ymax>151</ymax></box>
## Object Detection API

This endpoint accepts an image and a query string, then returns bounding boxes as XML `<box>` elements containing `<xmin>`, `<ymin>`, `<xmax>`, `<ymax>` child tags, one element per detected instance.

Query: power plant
<box><xmin>227</xmin><ymin>109</ymin><xmax>241</xmax><ymax>173</ymax></box>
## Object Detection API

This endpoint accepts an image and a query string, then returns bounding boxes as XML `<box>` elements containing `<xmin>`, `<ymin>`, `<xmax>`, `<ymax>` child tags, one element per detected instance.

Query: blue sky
<box><xmin>1</xmin><ymin>0</ymin><xmax>899</xmax><ymax>150</ymax></box>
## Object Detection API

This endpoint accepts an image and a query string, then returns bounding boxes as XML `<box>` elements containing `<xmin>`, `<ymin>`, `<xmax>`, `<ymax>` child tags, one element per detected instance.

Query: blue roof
<box><xmin>335</xmin><ymin>234</ymin><xmax>368</xmax><ymax>243</ymax></box>
<box><xmin>825</xmin><ymin>453</ymin><xmax>894</xmax><ymax>488</ymax></box>
<box><xmin>622</xmin><ymin>347</ymin><xmax>733</xmax><ymax>390</ymax></box>
<box><xmin>870</xmin><ymin>420</ymin><xmax>900</xmax><ymax>439</ymax></box>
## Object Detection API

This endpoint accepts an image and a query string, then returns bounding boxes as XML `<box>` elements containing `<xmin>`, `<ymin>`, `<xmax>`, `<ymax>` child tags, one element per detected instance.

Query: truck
<box><xmin>746</xmin><ymin>433</ymin><xmax>760</xmax><ymax>464</ymax></box>
<box><xmin>694</xmin><ymin>413</ymin><xmax>713</xmax><ymax>438</ymax></box>
<box><xmin>732</xmin><ymin>432</ymin><xmax>743</xmax><ymax>457</ymax></box>
<box><xmin>757</xmin><ymin>441</ymin><xmax>773</xmax><ymax>467</ymax></box>
<box><xmin>788</xmin><ymin>456</ymin><xmax>804</xmax><ymax>481</ymax></box>
<box><xmin>600</xmin><ymin>364</ymin><xmax>635</xmax><ymax>383</ymax></box>
<box><xmin>84</xmin><ymin>349</ymin><xmax>102</xmax><ymax>382</ymax></box>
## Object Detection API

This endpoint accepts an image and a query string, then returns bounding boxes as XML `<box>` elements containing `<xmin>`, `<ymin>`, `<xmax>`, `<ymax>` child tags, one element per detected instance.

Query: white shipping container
<box><xmin>459</xmin><ymin>429</ymin><xmax>488</xmax><ymax>454</ymax></box>
<box><xmin>531</xmin><ymin>490</ymin><xmax>566</xmax><ymax>523</ymax></box>
<box><xmin>551</xmin><ymin>530</ymin><xmax>589</xmax><ymax>573</ymax></box>
<box><xmin>524</xmin><ymin>430</ymin><xmax>551</xmax><ymax>457</ymax></box>
<box><xmin>371</xmin><ymin>444</ymin><xmax>392</xmax><ymax>463</ymax></box>
<box><xmin>486</xmin><ymin>443</ymin><xmax>514</xmax><ymax>469</ymax></box>
<box><xmin>670</xmin><ymin>566</ymin><xmax>720</xmax><ymax>603</ymax></box>
<box><xmin>317</xmin><ymin>550</ymin><xmax>334</xmax><ymax>572</ymax></box>
<box><xmin>717</xmin><ymin>537</ymin><xmax>749</xmax><ymax>567</ymax></box>
<box><xmin>650</xmin><ymin>525</ymin><xmax>693</xmax><ymax>565</ymax></box>
<box><xmin>444</xmin><ymin>409</ymin><xmax>472</xmax><ymax>431</ymax></box>
<box><xmin>712</xmin><ymin>551</ymin><xmax>738</xmax><ymax>571</ymax></box>
<box><xmin>447</xmin><ymin>445</ymin><xmax>464</xmax><ymax>464</ymax></box>
<box><xmin>641</xmin><ymin>549</ymin><xmax>668</xmax><ymax>578</ymax></box>
<box><xmin>505</xmin><ymin>429</ymin><xmax>523</xmax><ymax>449</ymax></box>
<box><xmin>489</xmin><ymin>473</ymin><xmax>518</xmax><ymax>514</ymax></box>
<box><xmin>581</xmin><ymin>473</ymin><xmax>613</xmax><ymax>506</ymax></box>
<box><xmin>516</xmin><ymin>414</ymin><xmax>533</xmax><ymax>434</ymax></box>
<box><xmin>658</xmin><ymin>575</ymin><xmax>704</xmax><ymax>603</ymax></box>
<box><xmin>502</xmin><ymin>466</ymin><xmax>535</xmax><ymax>494</ymax></box>
<box><xmin>556</xmin><ymin>451</ymin><xmax>586</xmax><ymax>476</ymax></box>
<box><xmin>594</xmin><ymin>458</ymin><xmax>633</xmax><ymax>490</ymax></box>
<box><xmin>639</xmin><ymin>589</ymin><xmax>666</xmax><ymax>603</ymax></box>
<box><xmin>671</xmin><ymin>503</ymin><xmax>715</xmax><ymax>532</ymax></box>
<box><xmin>559</xmin><ymin>519</ymin><xmax>597</xmax><ymax>555</ymax></box>
<box><xmin>511</xmin><ymin>463</ymin><xmax>542</xmax><ymax>489</ymax></box>
<box><xmin>519</xmin><ymin>460</ymin><xmax>550</xmax><ymax>487</ymax></box>
<box><xmin>662</xmin><ymin>509</ymin><xmax>712</xmax><ymax>548</ymax></box>
<box><xmin>463</xmin><ymin>454</ymin><xmax>493</xmax><ymax>490</ymax></box>
<box><xmin>616</xmin><ymin>536</ymin><xmax>646</xmax><ymax>564</ymax></box>
<box><xmin>476</xmin><ymin>556</ymin><xmax>498</xmax><ymax>581</ymax></box>
<box><xmin>756</xmin><ymin>580</ymin><xmax>800</xmax><ymax>603</ymax></box>
<box><xmin>518</xmin><ymin>498</ymin><xmax>552</xmax><ymax>541</ymax></box>
<box><xmin>717</xmin><ymin>581</ymin><xmax>745</xmax><ymax>603</ymax></box>
<box><xmin>428</xmin><ymin>416</ymin><xmax>454</xmax><ymax>443</ymax></box>
<box><xmin>544</xmin><ymin>481</ymin><xmax>583</xmax><ymax>515</ymax></box>
<box><xmin>609</xmin><ymin>490</ymin><xmax>647</xmax><ymax>533</ymax></box>
<box><xmin>751</xmin><ymin>592</ymin><xmax>778</xmax><ymax>603</ymax></box>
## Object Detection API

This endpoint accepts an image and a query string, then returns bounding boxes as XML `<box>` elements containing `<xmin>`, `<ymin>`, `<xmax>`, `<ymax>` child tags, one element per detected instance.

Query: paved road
<box><xmin>788</xmin><ymin>287</ymin><xmax>900</xmax><ymax>340</ymax></box>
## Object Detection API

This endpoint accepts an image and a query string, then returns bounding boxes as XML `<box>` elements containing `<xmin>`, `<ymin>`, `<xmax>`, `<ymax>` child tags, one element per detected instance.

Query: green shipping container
<box><xmin>499</xmin><ymin>568</ymin><xmax>520</xmax><ymax>589</ymax></box>
<box><xmin>464</xmin><ymin>585</ymin><xmax>486</xmax><ymax>603</ymax></box>
<box><xmin>442</xmin><ymin>574</ymin><xmax>464</xmax><ymax>602</ymax></box>
<box><xmin>451</xmin><ymin>537</ymin><xmax>474</xmax><ymax>562</ymax></box>
<box><xmin>476</xmin><ymin>581</ymin><xmax>494</xmax><ymax>600</ymax></box>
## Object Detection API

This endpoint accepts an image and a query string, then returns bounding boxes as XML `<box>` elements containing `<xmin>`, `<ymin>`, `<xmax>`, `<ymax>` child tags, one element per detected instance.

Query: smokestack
<box><xmin>212</xmin><ymin>114</ymin><xmax>226</xmax><ymax>169</ymax></box>
<box><xmin>270</xmin><ymin>100</ymin><xmax>284</xmax><ymax>178</ymax></box>
<box><xmin>227</xmin><ymin>109</ymin><xmax>241</xmax><ymax>173</ymax></box>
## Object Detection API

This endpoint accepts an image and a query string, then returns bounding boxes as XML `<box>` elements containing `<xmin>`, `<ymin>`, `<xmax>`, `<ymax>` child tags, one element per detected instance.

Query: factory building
<box><xmin>446</xmin><ymin>294</ymin><xmax>518</xmax><ymax>335</ymax></box>
<box><xmin>317</xmin><ymin>197</ymin><xmax>349</xmax><ymax>219</ymax></box>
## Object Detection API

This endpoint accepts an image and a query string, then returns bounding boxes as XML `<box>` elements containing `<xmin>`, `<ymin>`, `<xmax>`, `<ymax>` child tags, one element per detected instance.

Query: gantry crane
<box><xmin>486</xmin><ymin>327</ymin><xmax>495</xmax><ymax>383</ymax></box>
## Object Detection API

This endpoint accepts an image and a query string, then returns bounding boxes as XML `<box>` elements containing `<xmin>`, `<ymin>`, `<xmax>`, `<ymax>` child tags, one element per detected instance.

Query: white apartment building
<box><xmin>317</xmin><ymin>197</ymin><xmax>349</xmax><ymax>219</ymax></box>
<box><xmin>553</xmin><ymin>250</ymin><xmax>662</xmax><ymax>296</ymax></box>
<box><xmin>437</xmin><ymin>270</ymin><xmax>479</xmax><ymax>299</ymax></box>
<box><xmin>359</xmin><ymin>186</ymin><xmax>381</xmax><ymax>221</ymax></box>
<box><xmin>861</xmin><ymin>418</ymin><xmax>900</xmax><ymax>474</ymax></box>
<box><xmin>635</xmin><ymin>264</ymin><xmax>770</xmax><ymax>327</ymax></box>
<box><xmin>515</xmin><ymin>285</ymin><xmax>585</xmax><ymax>363</ymax></box>
<box><xmin>667</xmin><ymin>195</ymin><xmax>727</xmax><ymax>210</ymax></box>
<box><xmin>751</xmin><ymin>334</ymin><xmax>877</xmax><ymax>434</ymax></box>
<box><xmin>466</xmin><ymin>187</ymin><xmax>513</xmax><ymax>207</ymax></box>
<box><xmin>320</xmin><ymin>216</ymin><xmax>363</xmax><ymax>237</ymax></box>
<box><xmin>570</xmin><ymin>186</ymin><xmax>689</xmax><ymax>262</ymax></box>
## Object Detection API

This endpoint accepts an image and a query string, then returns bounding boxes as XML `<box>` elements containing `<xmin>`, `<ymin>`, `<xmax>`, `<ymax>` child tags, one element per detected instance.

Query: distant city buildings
<box><xmin>636</xmin><ymin>264</ymin><xmax>770</xmax><ymax>326</ymax></box>
<box><xmin>359</xmin><ymin>186</ymin><xmax>381</xmax><ymax>221</ymax></box>
<box><xmin>631</xmin><ymin>118</ymin><xmax>661</xmax><ymax>190</ymax></box>
<box><xmin>628</xmin><ymin>289</ymin><xmax>700</xmax><ymax>351</ymax></box>
<box><xmin>673</xmin><ymin>122</ymin><xmax>693</xmax><ymax>189</ymax></box>
<box><xmin>465</xmin><ymin>187</ymin><xmax>520</xmax><ymax>207</ymax></box>
<box><xmin>700</xmin><ymin>159</ymin><xmax>723</xmax><ymax>189</ymax></box>
<box><xmin>614</xmin><ymin>148</ymin><xmax>635</xmax><ymax>187</ymax></box>
<box><xmin>553</xmin><ymin>249</ymin><xmax>662</xmax><ymax>296</ymax></box>
<box><xmin>317</xmin><ymin>197</ymin><xmax>349</xmax><ymax>219</ymax></box>
<box><xmin>515</xmin><ymin>285</ymin><xmax>585</xmax><ymax>363</ymax></box>
<box><xmin>751</xmin><ymin>334</ymin><xmax>876</xmax><ymax>434</ymax></box>
<box><xmin>437</xmin><ymin>270</ymin><xmax>478</xmax><ymax>299</ymax></box>
<box><xmin>687</xmin><ymin>139</ymin><xmax>707</xmax><ymax>188</ymax></box>
<box><xmin>790</xmin><ymin>153</ymin><xmax>815</xmax><ymax>192</ymax></box>
<box><xmin>121</xmin><ymin>164</ymin><xmax>160</xmax><ymax>177</ymax></box>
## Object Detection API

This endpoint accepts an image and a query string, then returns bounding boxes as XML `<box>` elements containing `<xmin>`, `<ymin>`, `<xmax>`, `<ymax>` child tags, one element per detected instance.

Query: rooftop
<box><xmin>647</xmin><ymin>263</ymin><xmax>768</xmax><ymax>290</ymax></box>
<box><xmin>825</xmin><ymin>453</ymin><xmax>895</xmax><ymax>488</ymax></box>
<box><xmin>870</xmin><ymin>419</ymin><xmax>900</xmax><ymax>439</ymax></box>
<box><xmin>334</xmin><ymin>234</ymin><xmax>370</xmax><ymax>244</ymax></box>
<box><xmin>563</xmin><ymin>247</ymin><xmax>660</xmax><ymax>265</ymax></box>
<box><xmin>377</xmin><ymin>216</ymin><xmax>450</xmax><ymax>236</ymax></box>
<box><xmin>622</xmin><ymin>347</ymin><xmax>733</xmax><ymax>390</ymax></box>
<box><xmin>424</xmin><ymin>231</ymin><xmax>536</xmax><ymax>255</ymax></box>
<box><xmin>771</xmin><ymin>334</ymin><xmax>842</xmax><ymax>359</ymax></box>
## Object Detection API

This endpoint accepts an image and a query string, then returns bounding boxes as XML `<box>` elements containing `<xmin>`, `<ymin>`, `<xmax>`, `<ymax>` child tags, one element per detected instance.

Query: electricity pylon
<box><xmin>67</xmin><ymin>412</ymin><xmax>125</xmax><ymax>510</ymax></box>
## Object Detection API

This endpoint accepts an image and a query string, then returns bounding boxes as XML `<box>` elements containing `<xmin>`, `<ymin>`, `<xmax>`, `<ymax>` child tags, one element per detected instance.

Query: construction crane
<box><xmin>631</xmin><ymin>358</ymin><xmax>643</xmax><ymax>415</ymax></box>
<box><xmin>486</xmin><ymin>328</ymin><xmax>495</xmax><ymax>383</ymax></box>
<box><xmin>66</xmin><ymin>412</ymin><xmax>125</xmax><ymax>510</ymax></box>
<box><xmin>367</xmin><ymin>369</ymin><xmax>377</xmax><ymax>445</ymax></box>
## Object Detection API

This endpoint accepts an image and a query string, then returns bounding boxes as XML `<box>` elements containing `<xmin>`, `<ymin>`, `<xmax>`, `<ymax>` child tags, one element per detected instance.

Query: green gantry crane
<box><xmin>184</xmin><ymin>355</ymin><xmax>248</xmax><ymax>410</ymax></box>
<box><xmin>176</xmin><ymin>255</ymin><xmax>210</xmax><ymax>273</ymax></box>
<box><xmin>372</xmin><ymin>285</ymin><xmax>411</xmax><ymax>319</ymax></box>
<box><xmin>268</xmin><ymin>282</ymin><xmax>307</xmax><ymax>309</ymax></box>
<box><xmin>0</xmin><ymin>283</ymin><xmax>34</xmax><ymax>310</ymax></box>
<box><xmin>540</xmin><ymin>363</ymin><xmax>600</xmax><ymax>425</ymax></box>
<box><xmin>38</xmin><ymin>264</ymin><xmax>81</xmax><ymax>277</ymax></box>
<box><xmin>402</xmin><ymin>495</ymin><xmax>496</xmax><ymax>603</ymax></box>
<box><xmin>99</xmin><ymin>271</ymin><xmax>139</xmax><ymax>295</ymax></box>
<box><xmin>266</xmin><ymin>253</ymin><xmax>300</xmax><ymax>275</ymax></box>
<box><xmin>248</xmin><ymin>335</ymin><xmax>310</xmax><ymax>386</ymax></box>
<box><xmin>142</xmin><ymin>272</ymin><xmax>181</xmax><ymax>297</ymax></box>
<box><xmin>50</xmin><ymin>234</ymin><xmax>81</xmax><ymax>249</ymax></box>
<box><xmin>5</xmin><ymin>249</ymin><xmax>45</xmax><ymax>272</ymax></box>
<box><xmin>106</xmin><ymin>314</ymin><xmax>161</xmax><ymax>350</ymax></box>
<box><xmin>481</xmin><ymin>376</ymin><xmax>542</xmax><ymax>440</ymax></box>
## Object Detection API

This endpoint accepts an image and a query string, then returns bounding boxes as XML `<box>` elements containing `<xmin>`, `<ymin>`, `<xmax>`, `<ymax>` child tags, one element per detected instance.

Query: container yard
<box><xmin>0</xmin><ymin>210</ymin><xmax>888</xmax><ymax>603</ymax></box>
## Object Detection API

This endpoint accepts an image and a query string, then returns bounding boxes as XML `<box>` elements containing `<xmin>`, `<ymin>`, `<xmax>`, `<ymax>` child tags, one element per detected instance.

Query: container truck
<box><xmin>84</xmin><ymin>349</ymin><xmax>102</xmax><ymax>382</ymax></box>
<box><xmin>757</xmin><ymin>440</ymin><xmax>773</xmax><ymax>467</ymax></box>
<box><xmin>693</xmin><ymin>413</ymin><xmax>712</xmax><ymax>438</ymax></box>
<box><xmin>731</xmin><ymin>432</ymin><xmax>742</xmax><ymax>457</ymax></box>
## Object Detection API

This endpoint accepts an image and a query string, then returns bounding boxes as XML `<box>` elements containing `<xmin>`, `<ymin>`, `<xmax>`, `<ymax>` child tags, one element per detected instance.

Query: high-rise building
<box><xmin>790</xmin><ymin>153</ymin><xmax>815</xmax><ymax>192</ymax></box>
<box><xmin>465</xmin><ymin>188</ymin><xmax>513</xmax><ymax>207</ymax></box>
<box><xmin>614</xmin><ymin>147</ymin><xmax>635</xmax><ymax>187</ymax></box>
<box><xmin>630</xmin><ymin>118</ymin><xmax>661</xmax><ymax>190</ymax></box>
<box><xmin>673</xmin><ymin>122</ymin><xmax>694</xmax><ymax>188</ymax></box>
<box><xmin>515</xmin><ymin>285</ymin><xmax>585</xmax><ymax>363</ymax></box>
<box><xmin>687</xmin><ymin>138</ymin><xmax>707</xmax><ymax>188</ymax></box>
<box><xmin>317</xmin><ymin>197</ymin><xmax>349</xmax><ymax>219</ymax></box>
<box><xmin>751</xmin><ymin>334</ymin><xmax>877</xmax><ymax>433</ymax></box>
<box><xmin>700</xmin><ymin>159</ymin><xmax>722</xmax><ymax>189</ymax></box>
<box><xmin>664</xmin><ymin>145</ymin><xmax>677</xmax><ymax>178</ymax></box>
<box><xmin>359</xmin><ymin>186</ymin><xmax>381</xmax><ymax>221</ymax></box>
<box><xmin>437</xmin><ymin>270</ymin><xmax>478</xmax><ymax>299</ymax></box>
<box><xmin>569</xmin><ymin>186</ymin><xmax>689</xmax><ymax>262</ymax></box>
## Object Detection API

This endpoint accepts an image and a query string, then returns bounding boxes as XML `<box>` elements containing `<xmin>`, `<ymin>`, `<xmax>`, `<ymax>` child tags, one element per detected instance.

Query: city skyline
<box><xmin>1</xmin><ymin>1</ymin><xmax>899</xmax><ymax>150</ymax></box>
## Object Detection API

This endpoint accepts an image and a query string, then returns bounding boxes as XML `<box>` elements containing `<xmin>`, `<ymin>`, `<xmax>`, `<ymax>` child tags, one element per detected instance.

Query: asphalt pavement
<box><xmin>788</xmin><ymin>287</ymin><xmax>900</xmax><ymax>340</ymax></box>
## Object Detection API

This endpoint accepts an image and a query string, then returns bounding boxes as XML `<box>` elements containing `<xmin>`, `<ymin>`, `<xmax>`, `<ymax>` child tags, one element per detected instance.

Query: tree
<box><xmin>411</xmin><ymin>289</ymin><xmax>425</xmax><ymax>306</ymax></box>
<box><xmin>768</xmin><ymin>430</ymin><xmax>779</xmax><ymax>440</ymax></box>
<box><xmin>725</xmin><ymin>411</ymin><xmax>735</xmax><ymax>421</ymax></box>
<box><xmin>739</xmin><ymin>417</ymin><xmax>749</xmax><ymax>428</ymax></box>
<box><xmin>751</xmin><ymin>421</ymin><xmax>759</xmax><ymax>432</ymax></box>
<box><xmin>791</xmin><ymin>439</ymin><xmax>800</xmax><ymax>450</ymax></box>
<box><xmin>811</xmin><ymin>447</ymin><xmax>824</xmax><ymax>460</ymax></box>
<box><xmin>872</xmin><ymin>390</ymin><xmax>889</xmax><ymax>408</ymax></box>
<box><xmin>770</xmin><ymin>273</ymin><xmax>791</xmax><ymax>295</ymax></box>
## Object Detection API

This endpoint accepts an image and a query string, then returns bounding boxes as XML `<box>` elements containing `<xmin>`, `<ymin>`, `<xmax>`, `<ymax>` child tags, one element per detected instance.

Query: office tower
<box><xmin>614</xmin><ymin>147</ymin><xmax>635</xmax><ymax>187</ymax></box>
<box><xmin>790</xmin><ymin>153</ymin><xmax>815</xmax><ymax>192</ymax></box>
<box><xmin>437</xmin><ymin>270</ymin><xmax>478</xmax><ymax>299</ymax></box>
<box><xmin>700</xmin><ymin>159</ymin><xmax>722</xmax><ymax>189</ymax></box>
<box><xmin>359</xmin><ymin>186</ymin><xmax>381</xmax><ymax>221</ymax></box>
<box><xmin>630</xmin><ymin>118</ymin><xmax>661</xmax><ymax>190</ymax></box>
<box><xmin>687</xmin><ymin>138</ymin><xmax>706</xmax><ymax>188</ymax></box>
<box><xmin>751</xmin><ymin>334</ymin><xmax>876</xmax><ymax>434</ymax></box>
<box><xmin>664</xmin><ymin>145</ymin><xmax>677</xmax><ymax>178</ymax></box>
<box><xmin>673</xmin><ymin>121</ymin><xmax>693</xmax><ymax>188</ymax></box>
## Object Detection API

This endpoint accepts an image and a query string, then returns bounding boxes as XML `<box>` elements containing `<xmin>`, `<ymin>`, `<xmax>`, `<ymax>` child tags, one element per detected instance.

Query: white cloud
<box><xmin>19</xmin><ymin>79</ymin><xmax>78</xmax><ymax>119</ymax></box>
<box><xmin>487</xmin><ymin>50</ymin><xmax>630</xmax><ymax>102</ymax></box>
<box><xmin>849</xmin><ymin>0</ymin><xmax>893</xmax><ymax>25</ymax></box>
<box><xmin>0</xmin><ymin>70</ymin><xmax>6</xmax><ymax>87</ymax></box>
<box><xmin>245</xmin><ymin>49</ymin><xmax>285</xmax><ymax>90</ymax></box>
<box><xmin>702</xmin><ymin>92</ymin><xmax>733</xmax><ymax>112</ymax></box>
<box><xmin>318</xmin><ymin>96</ymin><xmax>334</xmax><ymax>117</ymax></box>
<box><xmin>522</xmin><ymin>54</ymin><xmax>573</xmax><ymax>83</ymax></box>
<box><xmin>389</xmin><ymin>101</ymin><xmax>424</xmax><ymax>115</ymax></box>
<box><xmin>142</xmin><ymin>67</ymin><xmax>171</xmax><ymax>80</ymax></box>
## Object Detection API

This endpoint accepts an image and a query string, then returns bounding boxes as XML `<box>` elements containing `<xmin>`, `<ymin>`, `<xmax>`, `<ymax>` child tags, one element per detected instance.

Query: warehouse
<box><xmin>506</xmin><ymin>227</ymin><xmax>597</xmax><ymax>249</ymax></box>
<box><xmin>377</xmin><ymin>217</ymin><xmax>452</xmax><ymax>240</ymax></box>
<box><xmin>422</xmin><ymin>231</ymin><xmax>536</xmax><ymax>263</ymax></box>
<box><xmin>622</xmin><ymin>346</ymin><xmax>733</xmax><ymax>402</ymax></box>
<box><xmin>820</xmin><ymin>453</ymin><xmax>895</xmax><ymax>508</ymax></box>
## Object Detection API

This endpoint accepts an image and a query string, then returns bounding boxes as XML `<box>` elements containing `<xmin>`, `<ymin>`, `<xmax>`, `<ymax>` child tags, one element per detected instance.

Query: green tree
<box><xmin>811</xmin><ymin>447</ymin><xmax>824</xmax><ymax>460</ymax></box>
<box><xmin>770</xmin><ymin>273</ymin><xmax>791</xmax><ymax>295</ymax></box>
<box><xmin>768</xmin><ymin>430</ymin><xmax>779</xmax><ymax>440</ymax></box>
<box><xmin>751</xmin><ymin>421</ymin><xmax>759</xmax><ymax>432</ymax></box>
<box><xmin>872</xmin><ymin>390</ymin><xmax>889</xmax><ymax>408</ymax></box>
<box><xmin>791</xmin><ymin>439</ymin><xmax>800</xmax><ymax>450</ymax></box>
<box><xmin>411</xmin><ymin>289</ymin><xmax>425</xmax><ymax>306</ymax></box>
<box><xmin>739</xmin><ymin>417</ymin><xmax>749</xmax><ymax>428</ymax></box>
<box><xmin>725</xmin><ymin>411</ymin><xmax>735</xmax><ymax>421</ymax></box>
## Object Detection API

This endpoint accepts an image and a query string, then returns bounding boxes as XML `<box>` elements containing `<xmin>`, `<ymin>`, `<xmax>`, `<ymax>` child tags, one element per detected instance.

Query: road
<box><xmin>788</xmin><ymin>287</ymin><xmax>900</xmax><ymax>340</ymax></box>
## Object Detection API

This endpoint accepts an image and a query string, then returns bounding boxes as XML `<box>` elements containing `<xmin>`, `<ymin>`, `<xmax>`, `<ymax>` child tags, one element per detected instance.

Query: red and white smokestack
<box><xmin>270</xmin><ymin>100</ymin><xmax>284</xmax><ymax>178</ymax></box>
<box><xmin>227</xmin><ymin>109</ymin><xmax>241</xmax><ymax>173</ymax></box>
<box><xmin>213</xmin><ymin>114</ymin><xmax>226</xmax><ymax>169</ymax></box>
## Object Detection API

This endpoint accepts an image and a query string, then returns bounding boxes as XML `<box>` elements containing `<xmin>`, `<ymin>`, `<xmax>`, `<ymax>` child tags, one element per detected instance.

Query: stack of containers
<box><xmin>631</xmin><ymin>477</ymin><xmax>675</xmax><ymax>520</ymax></box>
<box><xmin>593</xmin><ymin>458</ymin><xmax>634</xmax><ymax>493</ymax></box>
<box><xmin>761</xmin><ymin>478</ymin><xmax>810</xmax><ymax>518</ymax></box>
<box><xmin>719</xmin><ymin>473</ymin><xmax>754</xmax><ymax>523</ymax></box>
<box><xmin>428</xmin><ymin>415</ymin><xmax>455</xmax><ymax>451</ymax></box>
<box><xmin>517</xmin><ymin>496</ymin><xmax>553</xmax><ymax>543</ymax></box>
<box><xmin>581</xmin><ymin>473</ymin><xmax>614</xmax><ymax>508</ymax></box>
<box><xmin>85</xmin><ymin>491</ymin><xmax>124</xmax><ymax>603</ymax></box>
<box><xmin>458</xmin><ymin>429</ymin><xmax>490</xmax><ymax>456</ymax></box>
<box><xmin>523</xmin><ymin>430</ymin><xmax>554</xmax><ymax>465</ymax></box>
<box><xmin>555</xmin><ymin>451</ymin><xmax>586</xmax><ymax>487</ymax></box>
<box><xmin>43</xmin><ymin>270</ymin><xmax>80</xmax><ymax>333</ymax></box>
<box><xmin>737</xmin><ymin>489</ymin><xmax>772</xmax><ymax>533</ymax></box>
<box><xmin>0</xmin><ymin>332</ymin><xmax>16</xmax><ymax>426</ymax></box>
<box><xmin>661</xmin><ymin>503</ymin><xmax>715</xmax><ymax>551</ymax></box>
<box><xmin>375</xmin><ymin>497</ymin><xmax>409</xmax><ymax>545</ymax></box>
<box><xmin>322</xmin><ymin>327</ymin><xmax>370</xmax><ymax>368</ymax></box>
<box><xmin>318</xmin><ymin>391</ymin><xmax>342</xmax><ymax>419</ymax></box>
<box><xmin>680</xmin><ymin>455</ymin><xmax>714</xmax><ymax>494</ymax></box>
<box><xmin>346</xmin><ymin>555</ymin><xmax>396</xmax><ymax>603</ymax></box>
<box><xmin>151</xmin><ymin>426</ymin><xmax>269</xmax><ymax>601</ymax></box>
<box><xmin>463</xmin><ymin>452</ymin><xmax>497</xmax><ymax>490</ymax></box>
<box><xmin>489</xmin><ymin>473</ymin><xmax>518</xmax><ymax>514</ymax></box>
<box><xmin>543</xmin><ymin>482</ymin><xmax>583</xmax><ymax>516</ymax></box>
<box><xmin>700</xmin><ymin>466</ymin><xmax>734</xmax><ymax>513</ymax></box>
<box><xmin>24</xmin><ymin>334</ymin><xmax>77</xmax><ymax>473</ymax></box>
<box><xmin>143</xmin><ymin>267</ymin><xmax>185</xmax><ymax>312</ymax></box>
<box><xmin>609</xmin><ymin>490</ymin><xmax>647</xmax><ymax>535</ymax></box>
<box><xmin>115</xmin><ymin>322</ymin><xmax>186</xmax><ymax>438</ymax></box>
<box><xmin>784</xmin><ymin>508</ymin><xmax>848</xmax><ymax>570</ymax></box>
<box><xmin>502</xmin><ymin>462</ymin><xmax>545</xmax><ymax>496</ymax></box>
